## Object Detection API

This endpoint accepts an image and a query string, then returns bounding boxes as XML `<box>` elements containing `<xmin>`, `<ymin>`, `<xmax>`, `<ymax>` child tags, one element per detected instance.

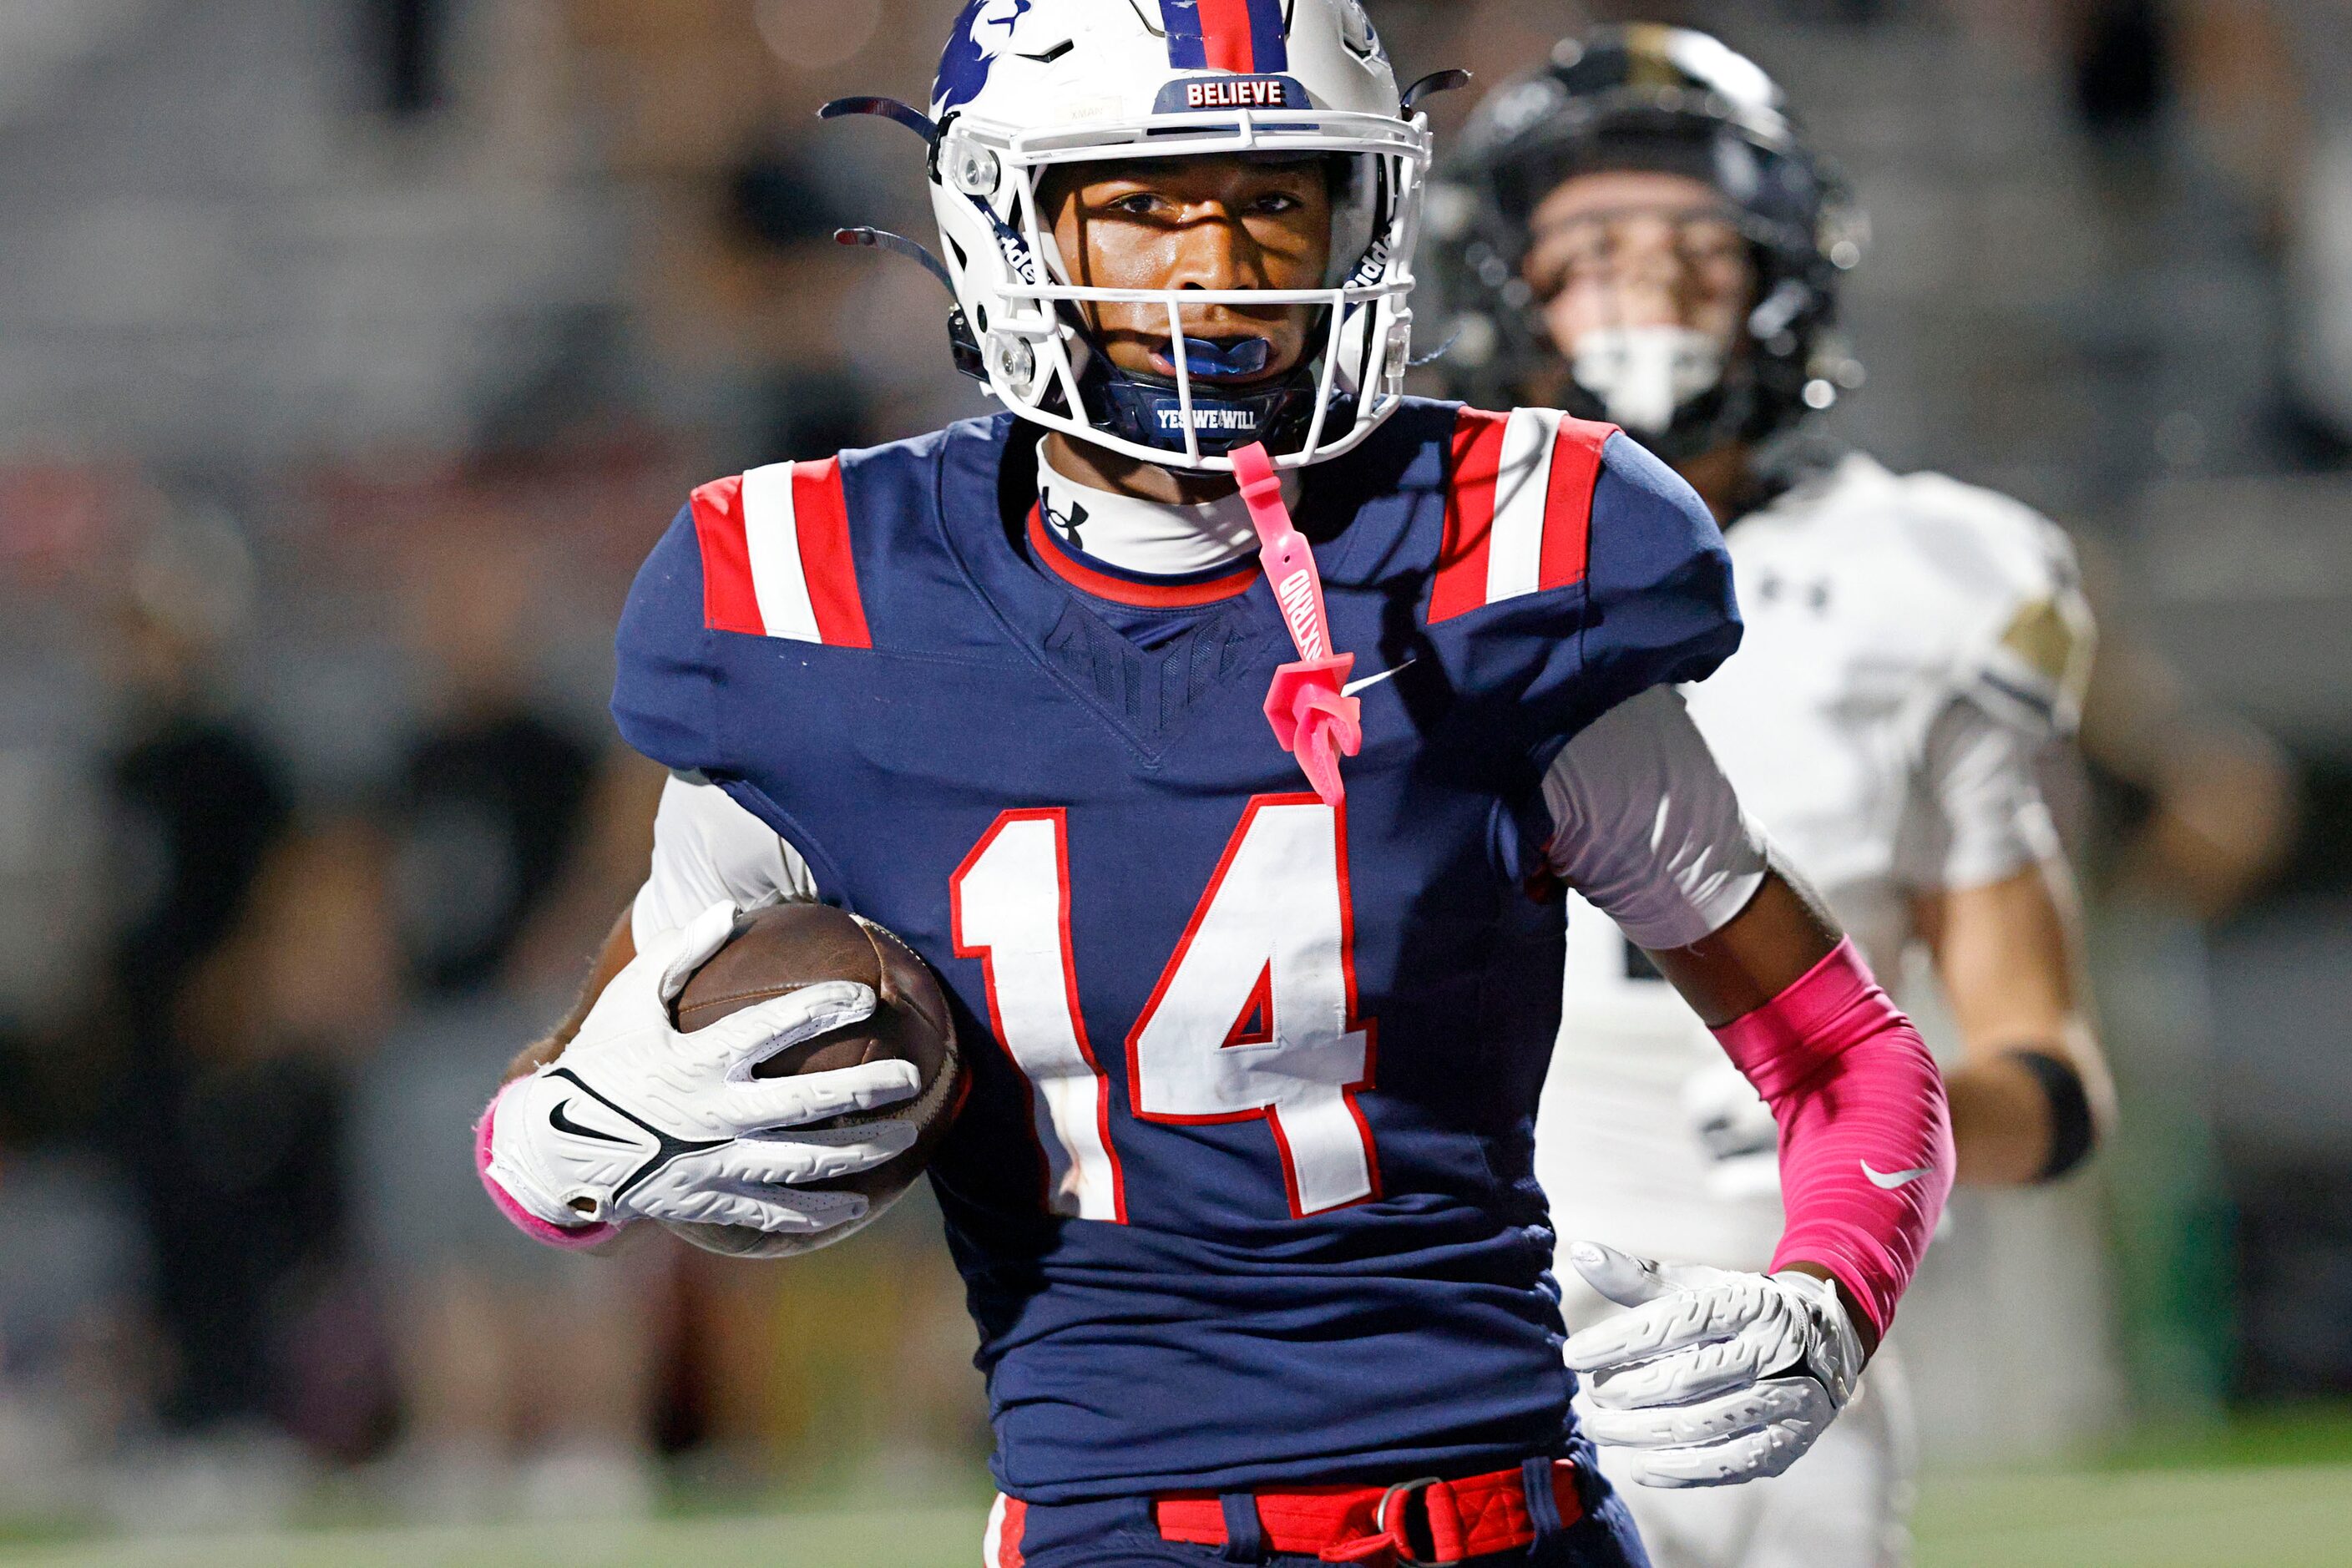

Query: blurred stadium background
<box><xmin>0</xmin><ymin>0</ymin><xmax>2347</xmax><ymax>1561</ymax></box>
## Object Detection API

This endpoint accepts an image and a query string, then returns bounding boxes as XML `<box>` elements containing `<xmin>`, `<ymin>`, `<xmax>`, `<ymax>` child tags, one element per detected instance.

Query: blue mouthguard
<box><xmin>1175</xmin><ymin>336</ymin><xmax>1274</xmax><ymax>382</ymax></box>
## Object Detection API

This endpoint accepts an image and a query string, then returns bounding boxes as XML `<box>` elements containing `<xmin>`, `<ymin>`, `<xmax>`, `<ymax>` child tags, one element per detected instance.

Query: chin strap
<box><xmin>1232</xmin><ymin>442</ymin><xmax>1362</xmax><ymax>806</ymax></box>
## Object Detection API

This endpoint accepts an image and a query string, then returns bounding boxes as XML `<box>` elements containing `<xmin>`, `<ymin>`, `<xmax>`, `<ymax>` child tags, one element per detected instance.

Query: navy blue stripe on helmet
<box><xmin>1242</xmin><ymin>0</ymin><xmax>1289</xmax><ymax>73</ymax></box>
<box><xmin>1164</xmin><ymin>0</ymin><xmax>1209</xmax><ymax>69</ymax></box>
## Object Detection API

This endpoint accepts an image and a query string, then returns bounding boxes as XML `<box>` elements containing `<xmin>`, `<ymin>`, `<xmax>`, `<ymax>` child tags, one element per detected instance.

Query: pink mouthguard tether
<box><xmin>1232</xmin><ymin>442</ymin><xmax>1361</xmax><ymax>805</ymax></box>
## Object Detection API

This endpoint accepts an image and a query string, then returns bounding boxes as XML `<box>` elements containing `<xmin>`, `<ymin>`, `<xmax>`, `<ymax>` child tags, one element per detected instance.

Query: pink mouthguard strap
<box><xmin>476</xmin><ymin>1082</ymin><xmax>624</xmax><ymax>1252</ymax></box>
<box><xmin>1712</xmin><ymin>938</ymin><xmax>1955</xmax><ymax>1340</ymax></box>
<box><xmin>1232</xmin><ymin>441</ymin><xmax>1362</xmax><ymax>805</ymax></box>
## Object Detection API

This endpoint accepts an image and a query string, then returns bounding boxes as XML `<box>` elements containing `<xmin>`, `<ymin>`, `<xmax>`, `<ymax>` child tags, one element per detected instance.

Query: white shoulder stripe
<box><xmin>740</xmin><ymin>462</ymin><xmax>821</xmax><ymax>644</ymax></box>
<box><xmin>1486</xmin><ymin>407</ymin><xmax>1563</xmax><ymax>604</ymax></box>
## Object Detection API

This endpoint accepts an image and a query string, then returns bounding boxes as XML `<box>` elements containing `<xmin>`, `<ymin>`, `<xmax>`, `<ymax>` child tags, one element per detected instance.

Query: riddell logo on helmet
<box><xmin>1345</xmin><ymin>234</ymin><xmax>1393</xmax><ymax>289</ymax></box>
<box><xmin>993</xmin><ymin>228</ymin><xmax>1037</xmax><ymax>286</ymax></box>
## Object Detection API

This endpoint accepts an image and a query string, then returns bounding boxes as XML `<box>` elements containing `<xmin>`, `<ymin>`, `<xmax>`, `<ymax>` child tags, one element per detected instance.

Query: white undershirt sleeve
<box><xmin>631</xmin><ymin>772</ymin><xmax>821</xmax><ymax>950</ymax></box>
<box><xmin>1894</xmin><ymin>698</ymin><xmax>2063</xmax><ymax>893</ymax></box>
<box><xmin>1543</xmin><ymin>685</ymin><xmax>1772</xmax><ymax>951</ymax></box>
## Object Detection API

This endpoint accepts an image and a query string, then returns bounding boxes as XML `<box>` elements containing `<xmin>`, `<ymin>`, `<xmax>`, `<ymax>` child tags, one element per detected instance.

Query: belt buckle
<box><xmin>1373</xmin><ymin>1474</ymin><xmax>1446</xmax><ymax>1567</ymax></box>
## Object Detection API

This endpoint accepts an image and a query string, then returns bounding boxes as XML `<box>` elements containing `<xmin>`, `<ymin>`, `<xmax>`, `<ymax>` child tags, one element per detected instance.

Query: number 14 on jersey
<box><xmin>950</xmin><ymin>796</ymin><xmax>1380</xmax><ymax>1222</ymax></box>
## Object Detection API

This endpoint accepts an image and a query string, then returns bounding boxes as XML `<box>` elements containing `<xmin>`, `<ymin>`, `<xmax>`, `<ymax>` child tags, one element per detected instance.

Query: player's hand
<box><xmin>483</xmin><ymin>902</ymin><xmax>923</xmax><ymax>1238</ymax></box>
<box><xmin>1561</xmin><ymin>1241</ymin><xmax>1864</xmax><ymax>1489</ymax></box>
<box><xmin>1680</xmin><ymin>1061</ymin><xmax>1781</xmax><ymax>1202</ymax></box>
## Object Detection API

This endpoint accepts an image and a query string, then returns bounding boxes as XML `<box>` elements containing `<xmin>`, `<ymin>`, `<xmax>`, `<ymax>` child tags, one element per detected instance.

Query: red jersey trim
<box><xmin>792</xmin><ymin>458</ymin><xmax>873</xmax><ymax>649</ymax></box>
<box><xmin>1430</xmin><ymin>408</ymin><xmax>1509</xmax><ymax>623</ymax></box>
<box><xmin>688</xmin><ymin>461</ymin><xmax>871</xmax><ymax>648</ymax></box>
<box><xmin>1540</xmin><ymin>419</ymin><xmax>1608</xmax><ymax>593</ymax></box>
<box><xmin>1026</xmin><ymin>506</ymin><xmax>1259</xmax><ymax>609</ymax></box>
<box><xmin>1429</xmin><ymin>409</ymin><xmax>1616</xmax><ymax>623</ymax></box>
<box><xmin>690</xmin><ymin>475</ymin><xmax>765</xmax><ymax>636</ymax></box>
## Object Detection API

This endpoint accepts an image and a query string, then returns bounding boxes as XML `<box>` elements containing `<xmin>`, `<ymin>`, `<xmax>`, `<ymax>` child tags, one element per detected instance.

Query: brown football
<box><xmin>665</xmin><ymin>903</ymin><xmax>963</xmax><ymax>1259</ymax></box>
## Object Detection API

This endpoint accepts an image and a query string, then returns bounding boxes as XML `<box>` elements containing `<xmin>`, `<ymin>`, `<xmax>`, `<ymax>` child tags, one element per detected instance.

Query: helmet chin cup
<box><xmin>1087</xmin><ymin>357</ymin><xmax>1343</xmax><ymax>460</ymax></box>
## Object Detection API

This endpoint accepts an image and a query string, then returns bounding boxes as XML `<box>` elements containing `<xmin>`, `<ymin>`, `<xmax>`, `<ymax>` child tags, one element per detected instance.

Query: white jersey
<box><xmin>1539</xmin><ymin>452</ymin><xmax>2092</xmax><ymax>1280</ymax></box>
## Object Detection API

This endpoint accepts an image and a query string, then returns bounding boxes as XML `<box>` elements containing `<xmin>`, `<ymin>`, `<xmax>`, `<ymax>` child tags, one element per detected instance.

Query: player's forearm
<box><xmin>1924</xmin><ymin>865</ymin><xmax>2112</xmax><ymax>1186</ymax></box>
<box><xmin>1945</xmin><ymin>1054</ymin><xmax>2051</xmax><ymax>1184</ymax></box>
<box><xmin>1944</xmin><ymin>1024</ymin><xmax>2105</xmax><ymax>1186</ymax></box>
<box><xmin>1710</xmin><ymin>938</ymin><xmax>1954</xmax><ymax>1349</ymax></box>
<box><xmin>1641</xmin><ymin>867</ymin><xmax>1951</xmax><ymax>1344</ymax></box>
<box><xmin>503</xmin><ymin>905</ymin><xmax>636</xmax><ymax>1084</ymax></box>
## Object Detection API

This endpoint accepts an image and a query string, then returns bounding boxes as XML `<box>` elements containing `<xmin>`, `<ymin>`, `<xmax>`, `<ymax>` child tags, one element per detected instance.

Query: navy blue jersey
<box><xmin>610</xmin><ymin>400</ymin><xmax>1738</xmax><ymax>1501</ymax></box>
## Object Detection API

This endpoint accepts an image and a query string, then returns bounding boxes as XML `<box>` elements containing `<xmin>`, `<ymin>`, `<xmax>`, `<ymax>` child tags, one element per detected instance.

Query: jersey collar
<box><xmin>1024</xmin><ymin>506</ymin><xmax>1260</xmax><ymax>609</ymax></box>
<box><xmin>932</xmin><ymin>415</ymin><xmax>1383</xmax><ymax>659</ymax></box>
<box><xmin>1035</xmin><ymin>438</ymin><xmax>1294</xmax><ymax>578</ymax></box>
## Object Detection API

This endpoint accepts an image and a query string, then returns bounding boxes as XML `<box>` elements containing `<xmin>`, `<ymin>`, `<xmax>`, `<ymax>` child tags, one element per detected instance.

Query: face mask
<box><xmin>1568</xmin><ymin>325</ymin><xmax>1725</xmax><ymax>437</ymax></box>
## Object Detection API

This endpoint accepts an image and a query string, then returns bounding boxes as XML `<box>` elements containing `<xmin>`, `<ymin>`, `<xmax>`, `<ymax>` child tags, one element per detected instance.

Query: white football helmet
<box><xmin>911</xmin><ymin>0</ymin><xmax>1432</xmax><ymax>473</ymax></box>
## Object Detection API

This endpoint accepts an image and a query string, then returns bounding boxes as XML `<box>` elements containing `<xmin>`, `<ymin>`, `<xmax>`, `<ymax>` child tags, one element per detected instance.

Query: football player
<box><xmin>1427</xmin><ymin>24</ymin><xmax>2117</xmax><ymax>1568</ymax></box>
<box><xmin>473</xmin><ymin>6</ymin><xmax>1956</xmax><ymax>1565</ymax></box>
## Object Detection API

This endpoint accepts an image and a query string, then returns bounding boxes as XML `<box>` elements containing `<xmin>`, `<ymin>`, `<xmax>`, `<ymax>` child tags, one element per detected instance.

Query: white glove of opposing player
<box><xmin>1562</xmin><ymin>1241</ymin><xmax>1865</xmax><ymax>1490</ymax></box>
<box><xmin>485</xmin><ymin>902</ymin><xmax>923</xmax><ymax>1239</ymax></box>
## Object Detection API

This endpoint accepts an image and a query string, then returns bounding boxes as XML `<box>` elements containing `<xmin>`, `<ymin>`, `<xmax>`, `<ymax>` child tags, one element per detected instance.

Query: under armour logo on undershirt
<box><xmin>1044</xmin><ymin>497</ymin><xmax>1089</xmax><ymax>553</ymax></box>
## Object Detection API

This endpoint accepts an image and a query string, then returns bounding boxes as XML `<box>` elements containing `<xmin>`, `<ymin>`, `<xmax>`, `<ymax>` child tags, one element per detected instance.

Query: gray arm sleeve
<box><xmin>1543</xmin><ymin>686</ymin><xmax>1772</xmax><ymax>951</ymax></box>
<box><xmin>630</xmin><ymin>772</ymin><xmax>820</xmax><ymax>949</ymax></box>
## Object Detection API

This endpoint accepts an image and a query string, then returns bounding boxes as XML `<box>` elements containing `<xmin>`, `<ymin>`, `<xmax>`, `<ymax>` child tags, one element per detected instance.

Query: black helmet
<box><xmin>1423</xmin><ymin>24</ymin><xmax>1864</xmax><ymax>461</ymax></box>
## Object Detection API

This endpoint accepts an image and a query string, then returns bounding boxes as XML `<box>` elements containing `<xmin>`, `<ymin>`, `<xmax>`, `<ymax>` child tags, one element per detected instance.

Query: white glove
<box><xmin>485</xmin><ymin>902</ymin><xmax>923</xmax><ymax>1239</ymax></box>
<box><xmin>1561</xmin><ymin>1241</ymin><xmax>1865</xmax><ymax>1489</ymax></box>
<box><xmin>1679</xmin><ymin>1060</ymin><xmax>1781</xmax><ymax>1203</ymax></box>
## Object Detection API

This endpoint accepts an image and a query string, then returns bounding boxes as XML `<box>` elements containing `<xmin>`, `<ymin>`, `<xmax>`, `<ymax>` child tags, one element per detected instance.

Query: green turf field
<box><xmin>5</xmin><ymin>1409</ymin><xmax>2349</xmax><ymax>1568</ymax></box>
<box><xmin>1913</xmin><ymin>1464</ymin><xmax>2349</xmax><ymax>1566</ymax></box>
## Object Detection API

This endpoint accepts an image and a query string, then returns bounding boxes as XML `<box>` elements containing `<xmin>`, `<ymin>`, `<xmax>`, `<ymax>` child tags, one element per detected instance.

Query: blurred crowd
<box><xmin>0</xmin><ymin>0</ymin><xmax>2345</xmax><ymax>1535</ymax></box>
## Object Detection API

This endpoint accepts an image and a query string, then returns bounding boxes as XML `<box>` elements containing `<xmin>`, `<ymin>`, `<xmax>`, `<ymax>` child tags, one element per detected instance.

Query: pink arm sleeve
<box><xmin>1712</xmin><ymin>938</ymin><xmax>1955</xmax><ymax>1339</ymax></box>
<box><xmin>475</xmin><ymin>1085</ymin><xmax>623</xmax><ymax>1252</ymax></box>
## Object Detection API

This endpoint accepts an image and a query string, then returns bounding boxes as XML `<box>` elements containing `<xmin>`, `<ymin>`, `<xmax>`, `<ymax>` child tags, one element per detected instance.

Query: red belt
<box><xmin>1151</xmin><ymin>1459</ymin><xmax>1585</xmax><ymax>1565</ymax></box>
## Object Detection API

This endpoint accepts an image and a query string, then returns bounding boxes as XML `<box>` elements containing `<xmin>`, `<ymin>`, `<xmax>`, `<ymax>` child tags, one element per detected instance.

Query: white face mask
<box><xmin>1568</xmin><ymin>325</ymin><xmax>1726</xmax><ymax>437</ymax></box>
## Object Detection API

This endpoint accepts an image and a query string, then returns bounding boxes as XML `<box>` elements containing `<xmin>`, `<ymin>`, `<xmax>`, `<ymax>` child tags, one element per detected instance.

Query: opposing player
<box><xmin>475</xmin><ymin>6</ymin><xmax>1956</xmax><ymax>1564</ymax></box>
<box><xmin>1428</xmin><ymin>26</ymin><xmax>2116</xmax><ymax>1567</ymax></box>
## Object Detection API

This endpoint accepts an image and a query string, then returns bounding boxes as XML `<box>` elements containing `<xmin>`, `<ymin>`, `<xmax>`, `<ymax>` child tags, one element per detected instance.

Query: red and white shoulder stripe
<box><xmin>1429</xmin><ymin>407</ymin><xmax>1615</xmax><ymax>623</ymax></box>
<box><xmin>690</xmin><ymin>458</ymin><xmax>872</xmax><ymax>648</ymax></box>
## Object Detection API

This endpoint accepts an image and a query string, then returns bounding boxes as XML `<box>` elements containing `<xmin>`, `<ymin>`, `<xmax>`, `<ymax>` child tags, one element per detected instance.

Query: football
<box><xmin>665</xmin><ymin>902</ymin><xmax>963</xmax><ymax>1258</ymax></box>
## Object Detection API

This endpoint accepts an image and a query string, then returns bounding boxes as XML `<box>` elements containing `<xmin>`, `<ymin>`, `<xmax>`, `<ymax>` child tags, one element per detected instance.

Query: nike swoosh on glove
<box><xmin>483</xmin><ymin>902</ymin><xmax>923</xmax><ymax>1240</ymax></box>
<box><xmin>1561</xmin><ymin>1241</ymin><xmax>1865</xmax><ymax>1489</ymax></box>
